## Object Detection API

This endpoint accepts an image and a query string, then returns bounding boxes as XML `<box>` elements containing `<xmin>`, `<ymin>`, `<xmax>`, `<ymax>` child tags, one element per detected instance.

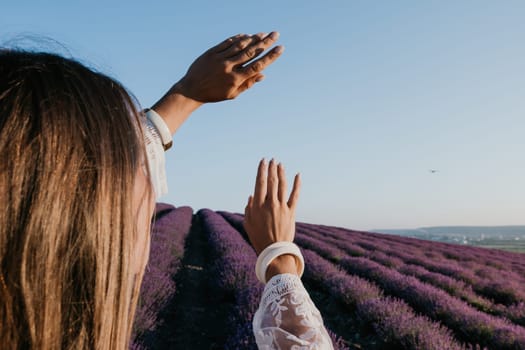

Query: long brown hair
<box><xmin>0</xmin><ymin>50</ymin><xmax>151</xmax><ymax>349</ymax></box>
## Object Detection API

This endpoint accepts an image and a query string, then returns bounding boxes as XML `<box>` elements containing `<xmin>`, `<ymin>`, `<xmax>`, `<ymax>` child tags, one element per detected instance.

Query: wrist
<box><xmin>151</xmin><ymin>81</ymin><xmax>203</xmax><ymax>135</ymax></box>
<box><xmin>265</xmin><ymin>254</ymin><xmax>299</xmax><ymax>282</ymax></box>
<box><xmin>168</xmin><ymin>78</ymin><xmax>202</xmax><ymax>105</ymax></box>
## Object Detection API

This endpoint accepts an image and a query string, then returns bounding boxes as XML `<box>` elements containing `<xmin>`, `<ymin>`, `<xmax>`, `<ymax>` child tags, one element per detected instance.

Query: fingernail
<box><xmin>274</xmin><ymin>45</ymin><xmax>284</xmax><ymax>54</ymax></box>
<box><xmin>255</xmin><ymin>75</ymin><xmax>265</xmax><ymax>82</ymax></box>
<box><xmin>270</xmin><ymin>31</ymin><xmax>280</xmax><ymax>40</ymax></box>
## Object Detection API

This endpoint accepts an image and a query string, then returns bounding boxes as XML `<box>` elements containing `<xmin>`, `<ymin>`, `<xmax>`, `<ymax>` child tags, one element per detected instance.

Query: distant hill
<box><xmin>375</xmin><ymin>225</ymin><xmax>525</xmax><ymax>238</ymax></box>
<box><xmin>132</xmin><ymin>205</ymin><xmax>525</xmax><ymax>350</ymax></box>
<box><xmin>374</xmin><ymin>226</ymin><xmax>525</xmax><ymax>253</ymax></box>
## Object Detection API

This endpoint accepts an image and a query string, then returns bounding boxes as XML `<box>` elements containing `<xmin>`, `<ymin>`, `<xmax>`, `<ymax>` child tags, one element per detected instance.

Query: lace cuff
<box><xmin>253</xmin><ymin>273</ymin><xmax>334</xmax><ymax>349</ymax></box>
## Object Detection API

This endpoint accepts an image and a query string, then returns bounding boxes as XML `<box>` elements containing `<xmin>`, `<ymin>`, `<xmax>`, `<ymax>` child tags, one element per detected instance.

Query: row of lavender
<box><xmin>307</xmin><ymin>223</ymin><xmax>525</xmax><ymax>299</ymax></box>
<box><xmin>297</xmin><ymin>223</ymin><xmax>525</xmax><ymax>325</ymax></box>
<box><xmin>198</xmin><ymin>208</ymin><xmax>263</xmax><ymax>349</ymax></box>
<box><xmin>130</xmin><ymin>204</ymin><xmax>193</xmax><ymax>349</ymax></box>
<box><xmin>295</xmin><ymin>232</ymin><xmax>525</xmax><ymax>349</ymax></box>
<box><xmin>221</xmin><ymin>212</ymin><xmax>525</xmax><ymax>349</ymax></box>
<box><xmin>312</xmin><ymin>223</ymin><xmax>525</xmax><ymax>278</ymax></box>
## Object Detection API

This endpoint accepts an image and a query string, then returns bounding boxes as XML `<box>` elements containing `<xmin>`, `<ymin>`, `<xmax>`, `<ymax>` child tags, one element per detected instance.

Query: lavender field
<box><xmin>131</xmin><ymin>204</ymin><xmax>525</xmax><ymax>350</ymax></box>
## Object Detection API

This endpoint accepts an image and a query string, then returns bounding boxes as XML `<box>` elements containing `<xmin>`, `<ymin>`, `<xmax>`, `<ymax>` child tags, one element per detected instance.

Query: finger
<box><xmin>266</xmin><ymin>159</ymin><xmax>278</xmax><ymax>203</ymax></box>
<box><xmin>277</xmin><ymin>163</ymin><xmax>287</xmax><ymax>203</ymax></box>
<box><xmin>212</xmin><ymin>34</ymin><xmax>243</xmax><ymax>53</ymax></box>
<box><xmin>230</xmin><ymin>31</ymin><xmax>280</xmax><ymax>65</ymax></box>
<box><xmin>238</xmin><ymin>45</ymin><xmax>284</xmax><ymax>77</ymax></box>
<box><xmin>235</xmin><ymin>73</ymin><xmax>264</xmax><ymax>95</ymax></box>
<box><xmin>220</xmin><ymin>35</ymin><xmax>254</xmax><ymax>58</ymax></box>
<box><xmin>240</xmin><ymin>31</ymin><xmax>279</xmax><ymax>64</ymax></box>
<box><xmin>244</xmin><ymin>195</ymin><xmax>253</xmax><ymax>217</ymax></box>
<box><xmin>287</xmin><ymin>173</ymin><xmax>301</xmax><ymax>209</ymax></box>
<box><xmin>253</xmin><ymin>159</ymin><xmax>267</xmax><ymax>205</ymax></box>
<box><xmin>253</xmin><ymin>32</ymin><xmax>267</xmax><ymax>41</ymax></box>
<box><xmin>242</xmin><ymin>205</ymin><xmax>251</xmax><ymax>235</ymax></box>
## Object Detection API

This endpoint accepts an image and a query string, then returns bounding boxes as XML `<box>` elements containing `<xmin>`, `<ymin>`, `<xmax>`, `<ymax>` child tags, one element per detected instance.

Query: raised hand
<box><xmin>152</xmin><ymin>32</ymin><xmax>284</xmax><ymax>135</ymax></box>
<box><xmin>243</xmin><ymin>158</ymin><xmax>301</xmax><ymax>255</ymax></box>
<box><xmin>175</xmin><ymin>32</ymin><xmax>284</xmax><ymax>102</ymax></box>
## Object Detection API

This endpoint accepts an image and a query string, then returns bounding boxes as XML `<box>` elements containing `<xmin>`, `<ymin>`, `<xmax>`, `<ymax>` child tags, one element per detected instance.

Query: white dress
<box><xmin>143</xmin><ymin>115</ymin><xmax>334</xmax><ymax>350</ymax></box>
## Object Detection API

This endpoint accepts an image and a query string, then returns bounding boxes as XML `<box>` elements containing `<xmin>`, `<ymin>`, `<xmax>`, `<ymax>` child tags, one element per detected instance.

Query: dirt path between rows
<box><xmin>148</xmin><ymin>214</ymin><xmax>230</xmax><ymax>349</ymax></box>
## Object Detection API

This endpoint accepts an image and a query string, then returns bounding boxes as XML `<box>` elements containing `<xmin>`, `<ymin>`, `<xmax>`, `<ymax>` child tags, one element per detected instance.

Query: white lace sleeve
<box><xmin>142</xmin><ymin>116</ymin><xmax>168</xmax><ymax>198</ymax></box>
<box><xmin>253</xmin><ymin>273</ymin><xmax>334</xmax><ymax>350</ymax></box>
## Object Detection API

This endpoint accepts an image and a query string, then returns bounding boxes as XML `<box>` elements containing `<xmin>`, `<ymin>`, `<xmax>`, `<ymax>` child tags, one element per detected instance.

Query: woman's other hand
<box><xmin>152</xmin><ymin>32</ymin><xmax>283</xmax><ymax>135</ymax></box>
<box><xmin>243</xmin><ymin>159</ymin><xmax>301</xmax><ymax>280</ymax></box>
<box><xmin>175</xmin><ymin>31</ymin><xmax>283</xmax><ymax>102</ymax></box>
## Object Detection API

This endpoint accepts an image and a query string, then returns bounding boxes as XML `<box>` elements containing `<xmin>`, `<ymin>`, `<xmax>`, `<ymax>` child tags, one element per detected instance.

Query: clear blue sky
<box><xmin>2</xmin><ymin>1</ymin><xmax>524</xmax><ymax>230</ymax></box>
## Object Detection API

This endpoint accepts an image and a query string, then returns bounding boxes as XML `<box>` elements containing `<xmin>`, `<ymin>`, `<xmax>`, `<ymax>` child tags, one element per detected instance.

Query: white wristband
<box><xmin>255</xmin><ymin>242</ymin><xmax>305</xmax><ymax>284</ymax></box>
<box><xmin>145</xmin><ymin>109</ymin><xmax>173</xmax><ymax>151</ymax></box>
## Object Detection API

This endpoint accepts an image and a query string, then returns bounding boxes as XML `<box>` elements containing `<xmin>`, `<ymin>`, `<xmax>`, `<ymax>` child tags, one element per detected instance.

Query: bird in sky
<box><xmin>429</xmin><ymin>169</ymin><xmax>439</xmax><ymax>174</ymax></box>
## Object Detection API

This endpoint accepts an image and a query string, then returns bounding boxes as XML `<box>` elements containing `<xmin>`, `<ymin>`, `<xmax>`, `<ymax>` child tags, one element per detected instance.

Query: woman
<box><xmin>0</xmin><ymin>32</ymin><xmax>333</xmax><ymax>349</ymax></box>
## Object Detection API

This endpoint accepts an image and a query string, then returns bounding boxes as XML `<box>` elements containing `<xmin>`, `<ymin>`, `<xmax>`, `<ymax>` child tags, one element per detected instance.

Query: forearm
<box><xmin>151</xmin><ymin>82</ymin><xmax>203</xmax><ymax>135</ymax></box>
